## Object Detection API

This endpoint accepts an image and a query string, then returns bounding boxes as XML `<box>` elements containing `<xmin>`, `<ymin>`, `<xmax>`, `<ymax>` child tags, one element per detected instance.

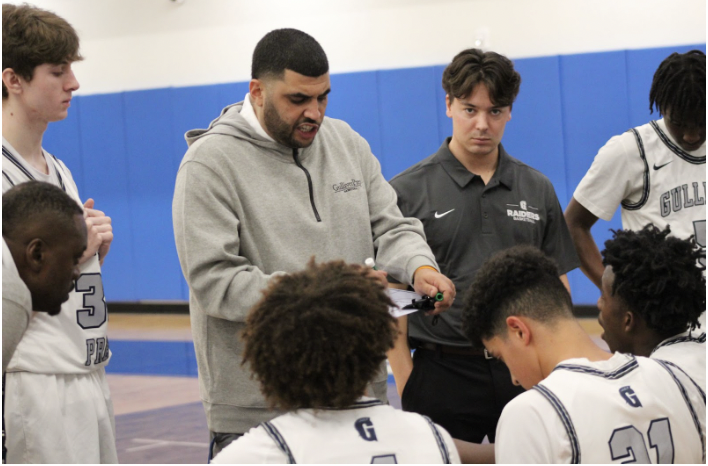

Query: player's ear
<box><xmin>2</xmin><ymin>68</ymin><xmax>23</xmax><ymax>96</ymax></box>
<box><xmin>506</xmin><ymin>316</ymin><xmax>531</xmax><ymax>346</ymax></box>
<box><xmin>25</xmin><ymin>238</ymin><xmax>46</xmax><ymax>272</ymax></box>
<box><xmin>623</xmin><ymin>310</ymin><xmax>636</xmax><ymax>333</ymax></box>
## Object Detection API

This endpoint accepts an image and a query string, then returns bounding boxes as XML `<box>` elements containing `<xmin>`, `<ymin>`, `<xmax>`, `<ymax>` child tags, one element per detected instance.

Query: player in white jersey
<box><xmin>212</xmin><ymin>260</ymin><xmax>461</xmax><ymax>464</ymax></box>
<box><xmin>598</xmin><ymin>225</ymin><xmax>705</xmax><ymax>391</ymax></box>
<box><xmin>461</xmin><ymin>246</ymin><xmax>706</xmax><ymax>464</ymax></box>
<box><xmin>566</xmin><ymin>50</ymin><xmax>706</xmax><ymax>291</ymax></box>
<box><xmin>2</xmin><ymin>4</ymin><xmax>117</xmax><ymax>463</ymax></box>
<box><xmin>2</xmin><ymin>182</ymin><xmax>87</xmax><ymax>373</ymax></box>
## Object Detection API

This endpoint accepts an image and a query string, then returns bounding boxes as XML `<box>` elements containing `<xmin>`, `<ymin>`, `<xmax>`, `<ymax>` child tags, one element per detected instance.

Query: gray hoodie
<box><xmin>173</xmin><ymin>102</ymin><xmax>438</xmax><ymax>433</ymax></box>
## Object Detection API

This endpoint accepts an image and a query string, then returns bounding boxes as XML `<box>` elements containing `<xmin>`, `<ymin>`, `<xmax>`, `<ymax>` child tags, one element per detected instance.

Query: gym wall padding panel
<box><xmin>377</xmin><ymin>67</ymin><xmax>443</xmax><ymax>179</ymax></box>
<box><xmin>559</xmin><ymin>50</ymin><xmax>631</xmax><ymax>305</ymax></box>
<box><xmin>433</xmin><ymin>65</ymin><xmax>451</xmax><ymax>145</ymax></box>
<box><xmin>122</xmin><ymin>88</ymin><xmax>184</xmax><ymax>300</ymax></box>
<box><xmin>504</xmin><ymin>55</ymin><xmax>568</xmax><ymax>204</ymax></box>
<box><xmin>77</xmin><ymin>92</ymin><xmax>136</xmax><ymax>301</ymax></box>
<box><xmin>328</xmin><ymin>71</ymin><xmax>384</xmax><ymax>161</ymax></box>
<box><xmin>38</xmin><ymin>44</ymin><xmax>705</xmax><ymax>306</ymax></box>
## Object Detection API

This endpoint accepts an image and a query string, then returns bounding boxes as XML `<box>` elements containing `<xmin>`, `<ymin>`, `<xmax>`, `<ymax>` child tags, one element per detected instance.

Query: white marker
<box><xmin>364</xmin><ymin>257</ymin><xmax>377</xmax><ymax>270</ymax></box>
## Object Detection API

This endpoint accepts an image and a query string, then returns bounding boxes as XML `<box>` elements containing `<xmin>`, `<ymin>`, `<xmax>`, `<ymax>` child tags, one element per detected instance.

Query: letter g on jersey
<box><xmin>619</xmin><ymin>386</ymin><xmax>643</xmax><ymax>407</ymax></box>
<box><xmin>355</xmin><ymin>417</ymin><xmax>378</xmax><ymax>441</ymax></box>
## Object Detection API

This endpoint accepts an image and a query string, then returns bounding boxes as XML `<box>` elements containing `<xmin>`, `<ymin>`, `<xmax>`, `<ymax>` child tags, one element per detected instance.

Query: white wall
<box><xmin>6</xmin><ymin>0</ymin><xmax>706</xmax><ymax>95</ymax></box>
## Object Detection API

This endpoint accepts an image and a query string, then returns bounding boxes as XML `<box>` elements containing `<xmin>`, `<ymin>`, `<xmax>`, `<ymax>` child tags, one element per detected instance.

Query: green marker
<box><xmin>434</xmin><ymin>292</ymin><xmax>444</xmax><ymax>301</ymax></box>
<box><xmin>364</xmin><ymin>257</ymin><xmax>378</xmax><ymax>270</ymax></box>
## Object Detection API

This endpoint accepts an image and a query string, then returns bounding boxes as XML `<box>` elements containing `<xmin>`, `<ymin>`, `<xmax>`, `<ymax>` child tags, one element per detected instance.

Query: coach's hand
<box><xmin>80</xmin><ymin>198</ymin><xmax>113</xmax><ymax>266</ymax></box>
<box><xmin>412</xmin><ymin>267</ymin><xmax>455</xmax><ymax>315</ymax></box>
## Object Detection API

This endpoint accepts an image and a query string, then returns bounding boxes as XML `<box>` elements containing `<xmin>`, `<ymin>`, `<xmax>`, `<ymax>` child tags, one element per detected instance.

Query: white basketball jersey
<box><xmin>2</xmin><ymin>140</ymin><xmax>111</xmax><ymax>373</ymax></box>
<box><xmin>496</xmin><ymin>354</ymin><xmax>705</xmax><ymax>464</ymax></box>
<box><xmin>651</xmin><ymin>331</ymin><xmax>706</xmax><ymax>392</ymax></box>
<box><xmin>212</xmin><ymin>398</ymin><xmax>460</xmax><ymax>464</ymax></box>
<box><xmin>621</xmin><ymin>121</ymin><xmax>705</xmax><ymax>248</ymax></box>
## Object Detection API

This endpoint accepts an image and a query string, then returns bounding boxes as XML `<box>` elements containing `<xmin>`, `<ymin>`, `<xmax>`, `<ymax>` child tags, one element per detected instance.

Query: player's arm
<box><xmin>564</xmin><ymin>197</ymin><xmax>603</xmax><ymax>289</ymax></box>
<box><xmin>452</xmin><ymin>439</ymin><xmax>494</xmax><ymax>464</ymax></box>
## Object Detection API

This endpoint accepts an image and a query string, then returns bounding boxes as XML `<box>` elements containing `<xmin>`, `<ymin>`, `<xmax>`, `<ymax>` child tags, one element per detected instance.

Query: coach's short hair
<box><xmin>442</xmin><ymin>48</ymin><xmax>521</xmax><ymax>107</ymax></box>
<box><xmin>649</xmin><ymin>50</ymin><xmax>705</xmax><ymax>127</ymax></box>
<box><xmin>602</xmin><ymin>224</ymin><xmax>705</xmax><ymax>336</ymax></box>
<box><xmin>462</xmin><ymin>246</ymin><xmax>572</xmax><ymax>346</ymax></box>
<box><xmin>3</xmin><ymin>181</ymin><xmax>83</xmax><ymax>239</ymax></box>
<box><xmin>242</xmin><ymin>259</ymin><xmax>396</xmax><ymax>410</ymax></box>
<box><xmin>2</xmin><ymin>3</ymin><xmax>82</xmax><ymax>98</ymax></box>
<box><xmin>251</xmin><ymin>28</ymin><xmax>329</xmax><ymax>81</ymax></box>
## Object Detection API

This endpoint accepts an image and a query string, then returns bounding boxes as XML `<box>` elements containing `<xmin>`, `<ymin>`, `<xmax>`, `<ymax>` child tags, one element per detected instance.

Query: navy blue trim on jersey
<box><xmin>654</xmin><ymin>360</ymin><xmax>706</xmax><ymax>459</ymax></box>
<box><xmin>2</xmin><ymin>146</ymin><xmax>66</xmax><ymax>192</ymax></box>
<box><xmin>320</xmin><ymin>399</ymin><xmax>384</xmax><ymax>411</ymax></box>
<box><xmin>2</xmin><ymin>171</ymin><xmax>15</xmax><ymax>187</ymax></box>
<box><xmin>422</xmin><ymin>416</ymin><xmax>452</xmax><ymax>464</ymax></box>
<box><xmin>46</xmin><ymin>153</ymin><xmax>66</xmax><ymax>191</ymax></box>
<box><xmin>621</xmin><ymin>129</ymin><xmax>650</xmax><ymax>211</ymax></box>
<box><xmin>262</xmin><ymin>421</ymin><xmax>296</xmax><ymax>464</ymax></box>
<box><xmin>653</xmin><ymin>332</ymin><xmax>706</xmax><ymax>351</ymax></box>
<box><xmin>651</xmin><ymin>120</ymin><xmax>706</xmax><ymax>164</ymax></box>
<box><xmin>554</xmin><ymin>356</ymin><xmax>639</xmax><ymax>379</ymax></box>
<box><xmin>534</xmin><ymin>384</ymin><xmax>580</xmax><ymax>464</ymax></box>
<box><xmin>656</xmin><ymin>359</ymin><xmax>706</xmax><ymax>402</ymax></box>
<box><xmin>2</xmin><ymin>146</ymin><xmax>35</xmax><ymax>181</ymax></box>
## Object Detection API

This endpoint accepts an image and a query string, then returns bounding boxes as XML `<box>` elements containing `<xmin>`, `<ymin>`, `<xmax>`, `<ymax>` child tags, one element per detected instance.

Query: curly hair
<box><xmin>649</xmin><ymin>50</ymin><xmax>705</xmax><ymax>128</ymax></box>
<box><xmin>462</xmin><ymin>246</ymin><xmax>572</xmax><ymax>346</ymax></box>
<box><xmin>242</xmin><ymin>259</ymin><xmax>397</xmax><ymax>410</ymax></box>
<box><xmin>2</xmin><ymin>3</ymin><xmax>82</xmax><ymax>98</ymax></box>
<box><xmin>442</xmin><ymin>48</ymin><xmax>521</xmax><ymax>107</ymax></box>
<box><xmin>602</xmin><ymin>224</ymin><xmax>705</xmax><ymax>336</ymax></box>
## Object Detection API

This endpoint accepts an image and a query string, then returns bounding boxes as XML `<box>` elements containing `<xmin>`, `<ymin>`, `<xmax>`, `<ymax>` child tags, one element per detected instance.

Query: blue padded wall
<box><xmin>122</xmin><ymin>88</ymin><xmax>183</xmax><ymax>300</ymax></box>
<box><xmin>559</xmin><ymin>50</ymin><xmax>631</xmax><ymax>305</ymax></box>
<box><xmin>505</xmin><ymin>55</ymin><xmax>568</xmax><ymax>204</ymax></box>
<box><xmin>328</xmin><ymin>71</ymin><xmax>383</xmax><ymax>160</ymax></box>
<box><xmin>377</xmin><ymin>67</ymin><xmax>442</xmax><ymax>179</ymax></box>
<box><xmin>38</xmin><ymin>44</ymin><xmax>705</xmax><ymax>306</ymax></box>
<box><xmin>78</xmin><ymin>93</ymin><xmax>136</xmax><ymax>300</ymax></box>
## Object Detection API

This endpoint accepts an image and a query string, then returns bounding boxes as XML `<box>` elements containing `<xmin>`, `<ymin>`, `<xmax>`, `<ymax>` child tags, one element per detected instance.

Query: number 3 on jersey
<box><xmin>75</xmin><ymin>273</ymin><xmax>108</xmax><ymax>329</ymax></box>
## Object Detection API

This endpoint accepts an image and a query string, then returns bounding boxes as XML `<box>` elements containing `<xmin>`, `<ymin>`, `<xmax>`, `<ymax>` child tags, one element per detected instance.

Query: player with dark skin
<box><xmin>565</xmin><ymin>50</ymin><xmax>706</xmax><ymax>289</ymax></box>
<box><xmin>3</xmin><ymin>181</ymin><xmax>87</xmax><ymax>371</ymax></box>
<box><xmin>597</xmin><ymin>225</ymin><xmax>704</xmax><ymax>359</ymax></box>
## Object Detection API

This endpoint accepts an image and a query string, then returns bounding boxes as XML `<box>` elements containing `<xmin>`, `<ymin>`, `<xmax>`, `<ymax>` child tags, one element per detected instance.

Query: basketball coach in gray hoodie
<box><xmin>173</xmin><ymin>28</ymin><xmax>456</xmax><ymax>458</ymax></box>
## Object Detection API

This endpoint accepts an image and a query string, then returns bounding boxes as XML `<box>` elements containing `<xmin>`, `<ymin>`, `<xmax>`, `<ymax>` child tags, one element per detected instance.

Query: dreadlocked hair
<box><xmin>649</xmin><ymin>50</ymin><xmax>705</xmax><ymax>127</ymax></box>
<box><xmin>602</xmin><ymin>224</ymin><xmax>705</xmax><ymax>337</ymax></box>
<box><xmin>242</xmin><ymin>258</ymin><xmax>397</xmax><ymax>410</ymax></box>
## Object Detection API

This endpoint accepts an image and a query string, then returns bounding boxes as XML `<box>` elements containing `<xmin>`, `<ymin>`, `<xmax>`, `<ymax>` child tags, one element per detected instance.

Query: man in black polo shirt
<box><xmin>388</xmin><ymin>48</ymin><xmax>579</xmax><ymax>444</ymax></box>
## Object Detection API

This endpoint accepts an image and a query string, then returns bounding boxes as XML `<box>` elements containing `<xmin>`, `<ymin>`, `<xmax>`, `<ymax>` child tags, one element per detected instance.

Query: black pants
<box><xmin>401</xmin><ymin>347</ymin><xmax>524</xmax><ymax>443</ymax></box>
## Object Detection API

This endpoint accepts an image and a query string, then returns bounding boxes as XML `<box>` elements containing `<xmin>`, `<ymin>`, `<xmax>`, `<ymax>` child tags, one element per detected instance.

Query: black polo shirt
<box><xmin>390</xmin><ymin>138</ymin><xmax>579</xmax><ymax>346</ymax></box>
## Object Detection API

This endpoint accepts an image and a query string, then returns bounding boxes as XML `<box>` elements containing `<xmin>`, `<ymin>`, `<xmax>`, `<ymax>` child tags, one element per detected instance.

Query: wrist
<box><xmin>413</xmin><ymin>265</ymin><xmax>438</xmax><ymax>284</ymax></box>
